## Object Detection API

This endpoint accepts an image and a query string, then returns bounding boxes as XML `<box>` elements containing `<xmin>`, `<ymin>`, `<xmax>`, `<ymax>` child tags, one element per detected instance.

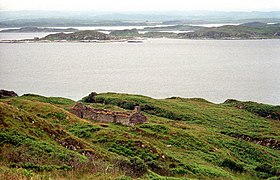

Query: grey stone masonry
<box><xmin>70</xmin><ymin>103</ymin><xmax>147</xmax><ymax>126</ymax></box>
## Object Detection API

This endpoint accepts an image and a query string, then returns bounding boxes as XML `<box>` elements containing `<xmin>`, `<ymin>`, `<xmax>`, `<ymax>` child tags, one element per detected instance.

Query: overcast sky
<box><xmin>0</xmin><ymin>0</ymin><xmax>279</xmax><ymax>11</ymax></box>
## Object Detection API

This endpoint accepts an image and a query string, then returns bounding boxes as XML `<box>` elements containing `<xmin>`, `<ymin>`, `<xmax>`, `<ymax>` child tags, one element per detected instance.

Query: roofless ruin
<box><xmin>70</xmin><ymin>103</ymin><xmax>147</xmax><ymax>126</ymax></box>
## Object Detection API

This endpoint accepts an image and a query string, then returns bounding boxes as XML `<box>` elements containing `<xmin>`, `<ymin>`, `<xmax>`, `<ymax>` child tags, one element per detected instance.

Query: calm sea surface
<box><xmin>0</xmin><ymin>39</ymin><xmax>279</xmax><ymax>104</ymax></box>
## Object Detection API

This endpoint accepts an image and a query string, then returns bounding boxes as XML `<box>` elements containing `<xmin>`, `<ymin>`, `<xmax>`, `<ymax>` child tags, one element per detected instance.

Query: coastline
<box><xmin>1</xmin><ymin>37</ymin><xmax>280</xmax><ymax>43</ymax></box>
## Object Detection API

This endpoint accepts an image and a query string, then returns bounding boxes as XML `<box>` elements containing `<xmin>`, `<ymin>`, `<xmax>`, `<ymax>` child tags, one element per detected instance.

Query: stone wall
<box><xmin>70</xmin><ymin>103</ymin><xmax>147</xmax><ymax>126</ymax></box>
<box><xmin>130</xmin><ymin>113</ymin><xmax>147</xmax><ymax>126</ymax></box>
<box><xmin>96</xmin><ymin>113</ymin><xmax>115</xmax><ymax>123</ymax></box>
<box><xmin>115</xmin><ymin>115</ymin><xmax>130</xmax><ymax>126</ymax></box>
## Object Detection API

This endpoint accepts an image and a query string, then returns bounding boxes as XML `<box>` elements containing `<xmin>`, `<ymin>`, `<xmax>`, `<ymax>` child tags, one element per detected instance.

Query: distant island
<box><xmin>0</xmin><ymin>27</ymin><xmax>78</xmax><ymax>33</ymax></box>
<box><xmin>142</xmin><ymin>24</ymin><xmax>202</xmax><ymax>31</ymax></box>
<box><xmin>41</xmin><ymin>22</ymin><xmax>280</xmax><ymax>40</ymax></box>
<box><xmin>1</xmin><ymin>22</ymin><xmax>280</xmax><ymax>43</ymax></box>
<box><xmin>140</xmin><ymin>22</ymin><xmax>280</xmax><ymax>39</ymax></box>
<box><xmin>41</xmin><ymin>30</ymin><xmax>110</xmax><ymax>41</ymax></box>
<box><xmin>0</xmin><ymin>89</ymin><xmax>279</xmax><ymax>179</ymax></box>
<box><xmin>177</xmin><ymin>22</ymin><xmax>280</xmax><ymax>39</ymax></box>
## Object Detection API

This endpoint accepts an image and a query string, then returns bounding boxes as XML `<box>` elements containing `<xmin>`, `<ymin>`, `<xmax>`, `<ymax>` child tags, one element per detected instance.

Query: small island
<box><xmin>41</xmin><ymin>30</ymin><xmax>110</xmax><ymax>41</ymax></box>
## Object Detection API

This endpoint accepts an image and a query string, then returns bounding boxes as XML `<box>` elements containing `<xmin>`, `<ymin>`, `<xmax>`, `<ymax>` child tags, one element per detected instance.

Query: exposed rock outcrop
<box><xmin>224</xmin><ymin>99</ymin><xmax>280</xmax><ymax>120</ymax></box>
<box><xmin>274</xmin><ymin>32</ymin><xmax>280</xmax><ymax>36</ymax></box>
<box><xmin>0</xmin><ymin>90</ymin><xmax>18</xmax><ymax>98</ymax></box>
<box><xmin>221</xmin><ymin>132</ymin><xmax>280</xmax><ymax>150</ymax></box>
<box><xmin>70</xmin><ymin>103</ymin><xmax>147</xmax><ymax>126</ymax></box>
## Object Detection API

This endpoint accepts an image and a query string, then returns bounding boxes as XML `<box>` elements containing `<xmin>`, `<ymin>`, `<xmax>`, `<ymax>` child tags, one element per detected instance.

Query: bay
<box><xmin>0</xmin><ymin>39</ymin><xmax>279</xmax><ymax>104</ymax></box>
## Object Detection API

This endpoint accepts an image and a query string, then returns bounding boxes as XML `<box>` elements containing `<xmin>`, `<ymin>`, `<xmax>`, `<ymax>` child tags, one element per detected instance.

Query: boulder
<box><xmin>0</xmin><ymin>90</ymin><xmax>18</xmax><ymax>98</ymax></box>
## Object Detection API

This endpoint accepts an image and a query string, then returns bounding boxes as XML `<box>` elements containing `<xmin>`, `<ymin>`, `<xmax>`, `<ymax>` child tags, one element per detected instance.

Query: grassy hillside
<box><xmin>1</xmin><ymin>92</ymin><xmax>279</xmax><ymax>179</ymax></box>
<box><xmin>224</xmin><ymin>99</ymin><xmax>280</xmax><ymax>120</ymax></box>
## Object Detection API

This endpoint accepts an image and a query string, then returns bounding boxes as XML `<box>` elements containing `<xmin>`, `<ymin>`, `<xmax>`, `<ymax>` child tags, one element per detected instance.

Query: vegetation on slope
<box><xmin>224</xmin><ymin>99</ymin><xmax>280</xmax><ymax>120</ymax></box>
<box><xmin>142</xmin><ymin>32</ymin><xmax>178</xmax><ymax>38</ymax></box>
<box><xmin>109</xmin><ymin>29</ymin><xmax>140</xmax><ymax>38</ymax></box>
<box><xmin>1</xmin><ymin>92</ymin><xmax>280</xmax><ymax>179</ymax></box>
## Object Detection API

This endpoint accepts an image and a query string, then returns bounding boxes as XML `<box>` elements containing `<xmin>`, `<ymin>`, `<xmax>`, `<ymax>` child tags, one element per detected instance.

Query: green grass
<box><xmin>1</xmin><ymin>92</ymin><xmax>280</xmax><ymax>179</ymax></box>
<box><xmin>22</xmin><ymin>93</ymin><xmax>76</xmax><ymax>106</ymax></box>
<box><xmin>68</xmin><ymin>123</ymin><xmax>101</xmax><ymax>138</ymax></box>
<box><xmin>224</xmin><ymin>99</ymin><xmax>280</xmax><ymax>120</ymax></box>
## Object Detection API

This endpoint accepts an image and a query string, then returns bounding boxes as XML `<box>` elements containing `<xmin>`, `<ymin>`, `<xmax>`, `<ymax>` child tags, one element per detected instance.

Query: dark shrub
<box><xmin>221</xmin><ymin>159</ymin><xmax>244</xmax><ymax>172</ymax></box>
<box><xmin>116</xmin><ymin>157</ymin><xmax>148</xmax><ymax>178</ymax></box>
<box><xmin>255</xmin><ymin>163</ymin><xmax>279</xmax><ymax>176</ymax></box>
<box><xmin>172</xmin><ymin>168</ymin><xmax>189</xmax><ymax>175</ymax></box>
<box><xmin>68</xmin><ymin>124</ymin><xmax>100</xmax><ymax>138</ymax></box>
<box><xmin>255</xmin><ymin>163</ymin><xmax>273</xmax><ymax>174</ymax></box>
<box><xmin>122</xmin><ymin>101</ymin><xmax>136</xmax><ymax>110</ymax></box>
<box><xmin>141</xmin><ymin>104</ymin><xmax>156</xmax><ymax>112</ymax></box>
<box><xmin>147</xmin><ymin>160</ymin><xmax>172</xmax><ymax>176</ymax></box>
<box><xmin>82</xmin><ymin>92</ymin><xmax>97</xmax><ymax>103</ymax></box>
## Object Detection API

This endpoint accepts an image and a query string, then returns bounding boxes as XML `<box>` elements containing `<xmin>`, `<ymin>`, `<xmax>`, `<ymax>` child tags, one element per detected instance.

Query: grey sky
<box><xmin>0</xmin><ymin>0</ymin><xmax>279</xmax><ymax>11</ymax></box>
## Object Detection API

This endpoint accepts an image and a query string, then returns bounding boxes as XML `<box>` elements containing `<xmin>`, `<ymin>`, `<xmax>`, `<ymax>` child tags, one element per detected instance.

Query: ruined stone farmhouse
<box><xmin>70</xmin><ymin>103</ymin><xmax>147</xmax><ymax>126</ymax></box>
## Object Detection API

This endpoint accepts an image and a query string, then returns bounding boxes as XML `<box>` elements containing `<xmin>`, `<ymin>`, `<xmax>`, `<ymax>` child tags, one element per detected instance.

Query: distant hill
<box><xmin>240</xmin><ymin>21</ymin><xmax>280</xmax><ymax>27</ymax></box>
<box><xmin>240</xmin><ymin>22</ymin><xmax>269</xmax><ymax>27</ymax></box>
<box><xmin>143</xmin><ymin>24</ymin><xmax>201</xmax><ymax>31</ymax></box>
<box><xmin>0</xmin><ymin>18</ymin><xmax>154</xmax><ymax>28</ymax></box>
<box><xmin>1</xmin><ymin>10</ymin><xmax>280</xmax><ymax>27</ymax></box>
<box><xmin>0</xmin><ymin>27</ymin><xmax>78</xmax><ymax>33</ymax></box>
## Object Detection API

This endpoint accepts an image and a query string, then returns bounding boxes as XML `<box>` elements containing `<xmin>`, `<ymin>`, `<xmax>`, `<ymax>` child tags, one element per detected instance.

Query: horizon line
<box><xmin>1</xmin><ymin>9</ymin><xmax>280</xmax><ymax>12</ymax></box>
